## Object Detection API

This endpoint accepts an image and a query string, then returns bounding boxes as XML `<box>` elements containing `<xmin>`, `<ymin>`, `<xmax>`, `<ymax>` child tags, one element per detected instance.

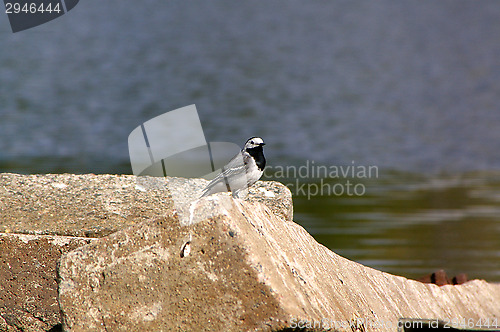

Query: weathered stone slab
<box><xmin>58</xmin><ymin>194</ymin><xmax>500</xmax><ymax>331</ymax></box>
<box><xmin>0</xmin><ymin>173</ymin><xmax>292</xmax><ymax>237</ymax></box>
<box><xmin>0</xmin><ymin>233</ymin><xmax>95</xmax><ymax>332</ymax></box>
<box><xmin>0</xmin><ymin>173</ymin><xmax>292</xmax><ymax>331</ymax></box>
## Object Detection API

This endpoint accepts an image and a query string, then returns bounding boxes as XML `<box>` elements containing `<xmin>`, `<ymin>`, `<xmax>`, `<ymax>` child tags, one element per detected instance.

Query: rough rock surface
<box><xmin>58</xmin><ymin>194</ymin><xmax>500</xmax><ymax>331</ymax></box>
<box><xmin>0</xmin><ymin>173</ymin><xmax>292</xmax><ymax>237</ymax></box>
<box><xmin>0</xmin><ymin>233</ymin><xmax>95</xmax><ymax>332</ymax></box>
<box><xmin>2</xmin><ymin>174</ymin><xmax>499</xmax><ymax>331</ymax></box>
<box><xmin>0</xmin><ymin>173</ymin><xmax>292</xmax><ymax>331</ymax></box>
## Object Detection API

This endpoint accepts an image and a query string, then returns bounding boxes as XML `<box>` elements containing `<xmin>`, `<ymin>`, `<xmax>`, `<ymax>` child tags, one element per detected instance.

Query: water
<box><xmin>1</xmin><ymin>1</ymin><xmax>499</xmax><ymax>281</ymax></box>
<box><xmin>285</xmin><ymin>171</ymin><xmax>500</xmax><ymax>281</ymax></box>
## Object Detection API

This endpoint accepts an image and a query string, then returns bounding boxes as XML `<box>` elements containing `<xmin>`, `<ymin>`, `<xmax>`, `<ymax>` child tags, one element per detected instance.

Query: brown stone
<box><xmin>0</xmin><ymin>233</ymin><xmax>95</xmax><ymax>332</ymax></box>
<box><xmin>417</xmin><ymin>270</ymin><xmax>469</xmax><ymax>286</ymax></box>
<box><xmin>452</xmin><ymin>273</ymin><xmax>468</xmax><ymax>285</ymax></box>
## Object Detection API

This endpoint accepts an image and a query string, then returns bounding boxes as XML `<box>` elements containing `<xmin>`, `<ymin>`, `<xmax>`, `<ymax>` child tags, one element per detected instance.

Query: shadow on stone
<box><xmin>47</xmin><ymin>324</ymin><xmax>63</xmax><ymax>332</ymax></box>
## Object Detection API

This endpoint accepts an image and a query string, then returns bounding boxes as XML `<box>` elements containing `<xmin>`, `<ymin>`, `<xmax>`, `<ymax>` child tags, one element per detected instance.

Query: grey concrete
<box><xmin>0</xmin><ymin>173</ymin><xmax>292</xmax><ymax>237</ymax></box>
<box><xmin>58</xmin><ymin>192</ymin><xmax>500</xmax><ymax>331</ymax></box>
<box><xmin>1</xmin><ymin>174</ymin><xmax>499</xmax><ymax>331</ymax></box>
<box><xmin>0</xmin><ymin>173</ymin><xmax>292</xmax><ymax>331</ymax></box>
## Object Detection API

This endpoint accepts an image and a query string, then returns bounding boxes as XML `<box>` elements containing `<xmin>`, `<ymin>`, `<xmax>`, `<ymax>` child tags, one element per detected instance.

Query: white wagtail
<box><xmin>201</xmin><ymin>137</ymin><xmax>266</xmax><ymax>197</ymax></box>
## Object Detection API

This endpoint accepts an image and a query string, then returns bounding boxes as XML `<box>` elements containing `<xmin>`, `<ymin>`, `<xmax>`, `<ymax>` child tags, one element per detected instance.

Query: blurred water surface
<box><xmin>1</xmin><ymin>1</ymin><xmax>499</xmax><ymax>281</ymax></box>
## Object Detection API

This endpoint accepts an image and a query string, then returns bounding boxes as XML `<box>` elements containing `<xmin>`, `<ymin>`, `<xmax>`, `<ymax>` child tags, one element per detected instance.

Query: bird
<box><xmin>201</xmin><ymin>137</ymin><xmax>266</xmax><ymax>197</ymax></box>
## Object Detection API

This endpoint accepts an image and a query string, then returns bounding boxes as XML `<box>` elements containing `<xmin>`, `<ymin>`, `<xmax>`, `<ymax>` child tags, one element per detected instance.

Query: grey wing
<box><xmin>221</xmin><ymin>150</ymin><xmax>248</xmax><ymax>170</ymax></box>
<box><xmin>201</xmin><ymin>151</ymin><xmax>249</xmax><ymax>197</ymax></box>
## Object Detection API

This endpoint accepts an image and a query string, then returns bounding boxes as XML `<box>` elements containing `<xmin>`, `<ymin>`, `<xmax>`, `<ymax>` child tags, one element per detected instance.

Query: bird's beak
<box><xmin>260</xmin><ymin>143</ymin><xmax>266</xmax><ymax>146</ymax></box>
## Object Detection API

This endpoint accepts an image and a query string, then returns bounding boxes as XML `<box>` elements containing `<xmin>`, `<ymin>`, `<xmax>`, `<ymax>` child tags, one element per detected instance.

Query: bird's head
<box><xmin>244</xmin><ymin>137</ymin><xmax>265</xmax><ymax>150</ymax></box>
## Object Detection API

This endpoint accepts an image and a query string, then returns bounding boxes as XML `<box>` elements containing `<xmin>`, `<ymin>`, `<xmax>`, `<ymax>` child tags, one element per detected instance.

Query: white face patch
<box><xmin>246</xmin><ymin>137</ymin><xmax>265</xmax><ymax>149</ymax></box>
